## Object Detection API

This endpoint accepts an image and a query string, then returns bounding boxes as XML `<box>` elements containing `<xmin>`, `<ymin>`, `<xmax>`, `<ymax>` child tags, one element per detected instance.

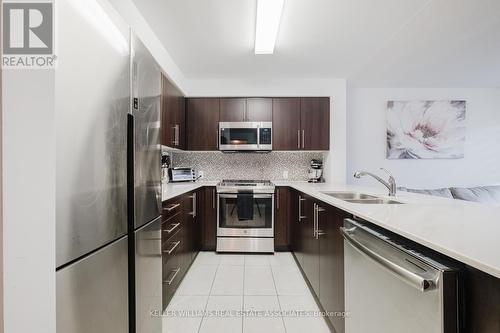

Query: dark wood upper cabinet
<box><xmin>161</xmin><ymin>74</ymin><xmax>185</xmax><ymax>149</ymax></box>
<box><xmin>219</xmin><ymin>98</ymin><xmax>246</xmax><ymax>122</ymax></box>
<box><xmin>186</xmin><ymin>98</ymin><xmax>220</xmax><ymax>150</ymax></box>
<box><xmin>300</xmin><ymin>97</ymin><xmax>330</xmax><ymax>150</ymax></box>
<box><xmin>272</xmin><ymin>98</ymin><xmax>301</xmax><ymax>150</ymax></box>
<box><xmin>246</xmin><ymin>98</ymin><xmax>272</xmax><ymax>121</ymax></box>
<box><xmin>184</xmin><ymin>96</ymin><xmax>329</xmax><ymax>151</ymax></box>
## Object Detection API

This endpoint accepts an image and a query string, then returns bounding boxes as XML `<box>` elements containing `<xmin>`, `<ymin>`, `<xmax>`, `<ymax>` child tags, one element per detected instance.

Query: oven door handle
<box><xmin>218</xmin><ymin>193</ymin><xmax>272</xmax><ymax>199</ymax></box>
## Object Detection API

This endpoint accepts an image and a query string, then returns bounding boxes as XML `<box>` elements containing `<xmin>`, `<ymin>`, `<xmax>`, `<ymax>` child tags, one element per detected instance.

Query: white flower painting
<box><xmin>387</xmin><ymin>100</ymin><xmax>466</xmax><ymax>159</ymax></box>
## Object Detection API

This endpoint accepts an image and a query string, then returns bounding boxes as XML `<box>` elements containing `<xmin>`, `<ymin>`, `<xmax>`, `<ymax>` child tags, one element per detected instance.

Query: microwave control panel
<box><xmin>259</xmin><ymin>128</ymin><xmax>272</xmax><ymax>144</ymax></box>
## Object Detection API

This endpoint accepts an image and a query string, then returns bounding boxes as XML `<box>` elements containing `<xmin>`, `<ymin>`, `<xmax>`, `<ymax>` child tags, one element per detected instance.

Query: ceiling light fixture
<box><xmin>254</xmin><ymin>0</ymin><xmax>285</xmax><ymax>54</ymax></box>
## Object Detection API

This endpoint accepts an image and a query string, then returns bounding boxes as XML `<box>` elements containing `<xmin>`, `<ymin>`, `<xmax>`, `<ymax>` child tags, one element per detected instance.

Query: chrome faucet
<box><xmin>354</xmin><ymin>168</ymin><xmax>396</xmax><ymax>196</ymax></box>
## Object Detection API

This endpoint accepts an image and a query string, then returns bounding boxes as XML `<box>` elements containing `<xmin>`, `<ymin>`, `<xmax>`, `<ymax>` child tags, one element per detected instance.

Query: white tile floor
<box><xmin>163</xmin><ymin>252</ymin><xmax>331</xmax><ymax>333</ymax></box>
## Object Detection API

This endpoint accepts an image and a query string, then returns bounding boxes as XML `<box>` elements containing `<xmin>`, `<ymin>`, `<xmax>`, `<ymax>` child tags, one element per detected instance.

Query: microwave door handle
<box><xmin>257</xmin><ymin>124</ymin><xmax>260</xmax><ymax>149</ymax></box>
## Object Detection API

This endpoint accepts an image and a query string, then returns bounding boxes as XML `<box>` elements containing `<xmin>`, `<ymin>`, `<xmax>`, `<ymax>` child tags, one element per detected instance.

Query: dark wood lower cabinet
<box><xmin>302</xmin><ymin>196</ymin><xmax>319</xmax><ymax>296</ymax></box>
<box><xmin>274</xmin><ymin>187</ymin><xmax>290</xmax><ymax>250</ymax></box>
<box><xmin>162</xmin><ymin>189</ymin><xmax>202</xmax><ymax>310</ymax></box>
<box><xmin>201</xmin><ymin>186</ymin><xmax>217</xmax><ymax>250</ymax></box>
<box><xmin>319</xmin><ymin>206</ymin><xmax>348</xmax><ymax>333</ymax></box>
<box><xmin>289</xmin><ymin>190</ymin><xmax>346</xmax><ymax>333</ymax></box>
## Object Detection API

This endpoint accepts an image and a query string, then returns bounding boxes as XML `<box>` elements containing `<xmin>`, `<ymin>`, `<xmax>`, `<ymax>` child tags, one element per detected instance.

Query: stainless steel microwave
<box><xmin>219</xmin><ymin>122</ymin><xmax>272</xmax><ymax>151</ymax></box>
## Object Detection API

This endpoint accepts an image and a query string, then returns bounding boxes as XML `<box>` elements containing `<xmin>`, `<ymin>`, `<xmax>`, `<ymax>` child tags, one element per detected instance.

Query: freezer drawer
<box><xmin>135</xmin><ymin>216</ymin><xmax>163</xmax><ymax>333</ymax></box>
<box><xmin>56</xmin><ymin>236</ymin><xmax>128</xmax><ymax>333</ymax></box>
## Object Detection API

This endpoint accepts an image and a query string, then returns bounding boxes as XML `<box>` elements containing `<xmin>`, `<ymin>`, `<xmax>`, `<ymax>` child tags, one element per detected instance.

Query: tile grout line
<box><xmin>242</xmin><ymin>255</ymin><xmax>246</xmax><ymax>333</ymax></box>
<box><xmin>270</xmin><ymin>259</ymin><xmax>288</xmax><ymax>333</ymax></box>
<box><xmin>197</xmin><ymin>257</ymin><xmax>221</xmax><ymax>333</ymax></box>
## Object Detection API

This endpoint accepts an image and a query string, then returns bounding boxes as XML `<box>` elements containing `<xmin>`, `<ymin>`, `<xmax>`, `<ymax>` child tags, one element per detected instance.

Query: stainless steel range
<box><xmin>216</xmin><ymin>179</ymin><xmax>275</xmax><ymax>253</ymax></box>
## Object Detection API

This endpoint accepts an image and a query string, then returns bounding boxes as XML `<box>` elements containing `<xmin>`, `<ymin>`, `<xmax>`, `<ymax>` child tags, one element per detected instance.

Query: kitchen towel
<box><xmin>237</xmin><ymin>191</ymin><xmax>254</xmax><ymax>220</ymax></box>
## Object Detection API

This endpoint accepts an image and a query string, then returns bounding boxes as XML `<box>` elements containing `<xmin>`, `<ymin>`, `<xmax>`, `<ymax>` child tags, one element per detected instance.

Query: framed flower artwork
<box><xmin>387</xmin><ymin>100</ymin><xmax>466</xmax><ymax>159</ymax></box>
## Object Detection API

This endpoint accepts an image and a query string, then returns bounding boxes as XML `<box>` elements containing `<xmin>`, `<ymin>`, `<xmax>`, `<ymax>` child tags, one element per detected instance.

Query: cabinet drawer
<box><xmin>162</xmin><ymin>238</ymin><xmax>183</xmax><ymax>310</ymax></box>
<box><xmin>162</xmin><ymin>219</ymin><xmax>182</xmax><ymax>240</ymax></box>
<box><xmin>162</xmin><ymin>201</ymin><xmax>182</xmax><ymax>220</ymax></box>
<box><xmin>162</xmin><ymin>229</ymin><xmax>182</xmax><ymax>262</ymax></box>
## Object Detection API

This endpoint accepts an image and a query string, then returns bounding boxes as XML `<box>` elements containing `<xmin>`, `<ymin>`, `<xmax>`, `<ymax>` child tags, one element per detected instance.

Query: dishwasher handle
<box><xmin>341</xmin><ymin>227</ymin><xmax>434</xmax><ymax>292</ymax></box>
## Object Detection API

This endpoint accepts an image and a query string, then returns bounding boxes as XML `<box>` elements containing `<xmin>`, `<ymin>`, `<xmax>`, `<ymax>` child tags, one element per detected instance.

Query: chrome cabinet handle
<box><xmin>171</xmin><ymin>125</ymin><xmax>176</xmax><ymax>145</ymax></box>
<box><xmin>315</xmin><ymin>205</ymin><xmax>325</xmax><ymax>239</ymax></box>
<box><xmin>313</xmin><ymin>203</ymin><xmax>317</xmax><ymax>237</ymax></box>
<box><xmin>216</xmin><ymin>127</ymin><xmax>219</xmax><ymax>149</ymax></box>
<box><xmin>297</xmin><ymin>130</ymin><xmax>300</xmax><ymax>149</ymax></box>
<box><xmin>302</xmin><ymin>130</ymin><xmax>305</xmax><ymax>148</ymax></box>
<box><xmin>163</xmin><ymin>241</ymin><xmax>181</xmax><ymax>255</ymax></box>
<box><xmin>163</xmin><ymin>203</ymin><xmax>180</xmax><ymax>212</ymax></box>
<box><xmin>276</xmin><ymin>189</ymin><xmax>280</xmax><ymax>211</ymax></box>
<box><xmin>164</xmin><ymin>223</ymin><xmax>180</xmax><ymax>234</ymax></box>
<box><xmin>163</xmin><ymin>268</ymin><xmax>181</xmax><ymax>285</ymax></box>
<box><xmin>341</xmin><ymin>227</ymin><xmax>435</xmax><ymax>292</ymax></box>
<box><xmin>174</xmin><ymin>124</ymin><xmax>180</xmax><ymax>146</ymax></box>
<box><xmin>212</xmin><ymin>188</ymin><xmax>215</xmax><ymax>209</ymax></box>
<box><xmin>189</xmin><ymin>193</ymin><xmax>196</xmax><ymax>218</ymax></box>
<box><xmin>298</xmin><ymin>196</ymin><xmax>306</xmax><ymax>221</ymax></box>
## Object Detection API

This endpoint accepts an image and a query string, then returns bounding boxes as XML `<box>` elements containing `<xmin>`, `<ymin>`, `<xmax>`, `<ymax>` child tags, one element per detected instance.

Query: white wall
<box><xmin>2</xmin><ymin>70</ymin><xmax>56</xmax><ymax>332</ymax></box>
<box><xmin>188</xmin><ymin>78</ymin><xmax>348</xmax><ymax>184</ymax></box>
<box><xmin>347</xmin><ymin>88</ymin><xmax>500</xmax><ymax>188</ymax></box>
<box><xmin>106</xmin><ymin>0</ymin><xmax>189</xmax><ymax>93</ymax></box>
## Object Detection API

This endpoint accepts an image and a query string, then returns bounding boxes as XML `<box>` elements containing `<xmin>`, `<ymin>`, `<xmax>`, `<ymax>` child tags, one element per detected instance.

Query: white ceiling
<box><xmin>132</xmin><ymin>0</ymin><xmax>500</xmax><ymax>87</ymax></box>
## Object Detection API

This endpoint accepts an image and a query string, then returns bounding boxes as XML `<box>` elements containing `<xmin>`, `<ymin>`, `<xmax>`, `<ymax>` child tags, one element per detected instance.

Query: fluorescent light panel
<box><xmin>255</xmin><ymin>0</ymin><xmax>285</xmax><ymax>54</ymax></box>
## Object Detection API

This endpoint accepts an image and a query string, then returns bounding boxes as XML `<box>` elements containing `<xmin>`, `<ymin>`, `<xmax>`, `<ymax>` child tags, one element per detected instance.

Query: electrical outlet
<box><xmin>199</xmin><ymin>171</ymin><xmax>204</xmax><ymax>179</ymax></box>
<box><xmin>283</xmin><ymin>170</ymin><xmax>289</xmax><ymax>179</ymax></box>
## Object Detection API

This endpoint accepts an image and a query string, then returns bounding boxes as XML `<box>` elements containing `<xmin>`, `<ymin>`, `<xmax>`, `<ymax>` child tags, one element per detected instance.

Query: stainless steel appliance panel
<box><xmin>216</xmin><ymin>237</ymin><xmax>274</xmax><ymax>253</ymax></box>
<box><xmin>56</xmin><ymin>236</ymin><xmax>128</xmax><ymax>333</ymax></box>
<box><xmin>342</xmin><ymin>219</ymin><xmax>462</xmax><ymax>333</ymax></box>
<box><xmin>217</xmin><ymin>193</ymin><xmax>274</xmax><ymax>237</ymax></box>
<box><xmin>56</xmin><ymin>0</ymin><xmax>130</xmax><ymax>267</ymax></box>
<box><xmin>219</xmin><ymin>121</ymin><xmax>272</xmax><ymax>151</ymax></box>
<box><xmin>135</xmin><ymin>216</ymin><xmax>162</xmax><ymax>333</ymax></box>
<box><xmin>131</xmin><ymin>34</ymin><xmax>161</xmax><ymax>229</ymax></box>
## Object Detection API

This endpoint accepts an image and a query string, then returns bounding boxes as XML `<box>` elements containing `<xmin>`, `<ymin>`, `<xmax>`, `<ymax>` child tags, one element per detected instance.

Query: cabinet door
<box><xmin>274</xmin><ymin>187</ymin><xmax>289</xmax><ymax>250</ymax></box>
<box><xmin>201</xmin><ymin>186</ymin><xmax>217</xmax><ymax>251</ymax></box>
<box><xmin>246</xmin><ymin>98</ymin><xmax>272</xmax><ymax>121</ymax></box>
<box><xmin>181</xmin><ymin>193</ymin><xmax>194</xmax><ymax>265</ymax></box>
<box><xmin>161</xmin><ymin>74</ymin><xmax>185</xmax><ymax>149</ymax></box>
<box><xmin>302</xmin><ymin>198</ymin><xmax>320</xmax><ymax>295</ymax></box>
<box><xmin>272</xmin><ymin>98</ymin><xmax>301</xmax><ymax>150</ymax></box>
<box><xmin>219</xmin><ymin>98</ymin><xmax>245</xmax><ymax>122</ymax></box>
<box><xmin>319</xmin><ymin>206</ymin><xmax>346</xmax><ymax>333</ymax></box>
<box><xmin>300</xmin><ymin>97</ymin><xmax>330</xmax><ymax>150</ymax></box>
<box><xmin>186</xmin><ymin>98</ymin><xmax>220</xmax><ymax>150</ymax></box>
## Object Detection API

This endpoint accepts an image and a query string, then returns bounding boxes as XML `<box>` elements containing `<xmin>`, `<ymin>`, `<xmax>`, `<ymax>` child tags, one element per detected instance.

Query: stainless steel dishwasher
<box><xmin>341</xmin><ymin>219</ymin><xmax>463</xmax><ymax>333</ymax></box>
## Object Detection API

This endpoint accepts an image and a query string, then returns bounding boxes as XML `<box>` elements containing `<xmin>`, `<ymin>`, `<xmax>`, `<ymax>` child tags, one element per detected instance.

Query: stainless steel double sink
<box><xmin>320</xmin><ymin>191</ymin><xmax>403</xmax><ymax>204</ymax></box>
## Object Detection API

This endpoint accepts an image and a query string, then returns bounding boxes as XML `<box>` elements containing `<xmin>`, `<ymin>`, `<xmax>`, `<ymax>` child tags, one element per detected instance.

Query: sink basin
<box><xmin>320</xmin><ymin>191</ymin><xmax>403</xmax><ymax>204</ymax></box>
<box><xmin>345</xmin><ymin>198</ymin><xmax>402</xmax><ymax>204</ymax></box>
<box><xmin>321</xmin><ymin>192</ymin><xmax>378</xmax><ymax>200</ymax></box>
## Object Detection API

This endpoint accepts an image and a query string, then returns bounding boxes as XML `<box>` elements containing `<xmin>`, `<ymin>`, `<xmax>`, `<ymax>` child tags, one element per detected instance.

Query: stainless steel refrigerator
<box><xmin>129</xmin><ymin>33</ymin><xmax>162</xmax><ymax>333</ymax></box>
<box><xmin>56</xmin><ymin>1</ymin><xmax>162</xmax><ymax>332</ymax></box>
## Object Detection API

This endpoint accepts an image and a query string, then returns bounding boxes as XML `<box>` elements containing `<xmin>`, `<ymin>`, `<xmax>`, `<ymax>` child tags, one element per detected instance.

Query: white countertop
<box><xmin>162</xmin><ymin>180</ymin><xmax>218</xmax><ymax>201</ymax></box>
<box><xmin>162</xmin><ymin>180</ymin><xmax>500</xmax><ymax>279</ymax></box>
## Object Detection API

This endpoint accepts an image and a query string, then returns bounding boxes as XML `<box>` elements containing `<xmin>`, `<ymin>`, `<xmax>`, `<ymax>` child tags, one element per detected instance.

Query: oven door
<box><xmin>217</xmin><ymin>193</ymin><xmax>274</xmax><ymax>237</ymax></box>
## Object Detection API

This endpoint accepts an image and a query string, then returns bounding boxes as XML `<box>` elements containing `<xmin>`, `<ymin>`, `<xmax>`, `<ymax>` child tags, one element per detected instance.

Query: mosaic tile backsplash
<box><xmin>171</xmin><ymin>151</ymin><xmax>324</xmax><ymax>181</ymax></box>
